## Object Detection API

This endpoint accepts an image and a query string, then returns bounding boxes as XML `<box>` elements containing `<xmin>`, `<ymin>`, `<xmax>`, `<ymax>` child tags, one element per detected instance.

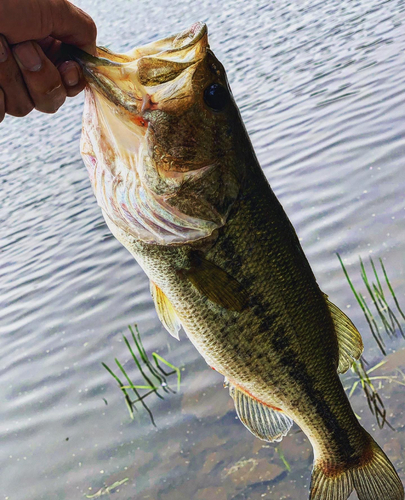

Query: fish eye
<box><xmin>203</xmin><ymin>83</ymin><xmax>229</xmax><ymax>111</ymax></box>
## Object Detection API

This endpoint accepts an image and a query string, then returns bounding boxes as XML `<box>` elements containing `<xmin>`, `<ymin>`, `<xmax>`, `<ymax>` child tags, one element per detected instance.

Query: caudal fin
<box><xmin>310</xmin><ymin>434</ymin><xmax>404</xmax><ymax>500</ymax></box>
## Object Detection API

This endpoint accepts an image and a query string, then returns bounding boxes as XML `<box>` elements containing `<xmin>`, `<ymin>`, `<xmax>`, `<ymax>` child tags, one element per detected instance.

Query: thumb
<box><xmin>0</xmin><ymin>0</ymin><xmax>97</xmax><ymax>55</ymax></box>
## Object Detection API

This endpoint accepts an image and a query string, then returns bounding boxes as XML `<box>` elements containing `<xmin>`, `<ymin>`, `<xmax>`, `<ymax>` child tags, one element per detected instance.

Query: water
<box><xmin>1</xmin><ymin>0</ymin><xmax>405</xmax><ymax>498</ymax></box>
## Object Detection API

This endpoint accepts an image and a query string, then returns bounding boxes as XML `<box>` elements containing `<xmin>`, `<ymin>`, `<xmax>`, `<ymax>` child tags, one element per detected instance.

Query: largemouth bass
<box><xmin>69</xmin><ymin>23</ymin><xmax>404</xmax><ymax>500</ymax></box>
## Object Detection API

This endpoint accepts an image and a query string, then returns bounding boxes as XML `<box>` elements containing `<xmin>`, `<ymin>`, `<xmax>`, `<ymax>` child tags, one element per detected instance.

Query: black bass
<box><xmin>69</xmin><ymin>23</ymin><xmax>404</xmax><ymax>500</ymax></box>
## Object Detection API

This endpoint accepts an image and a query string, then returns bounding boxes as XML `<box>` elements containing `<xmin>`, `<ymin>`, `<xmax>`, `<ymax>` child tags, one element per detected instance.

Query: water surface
<box><xmin>1</xmin><ymin>0</ymin><xmax>405</xmax><ymax>498</ymax></box>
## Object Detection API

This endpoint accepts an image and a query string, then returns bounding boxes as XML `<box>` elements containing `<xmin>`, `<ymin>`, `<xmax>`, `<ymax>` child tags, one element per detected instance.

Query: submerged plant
<box><xmin>103</xmin><ymin>324</ymin><xmax>181</xmax><ymax>425</ymax></box>
<box><xmin>338</xmin><ymin>255</ymin><xmax>405</xmax><ymax>429</ymax></box>
<box><xmin>85</xmin><ymin>478</ymin><xmax>129</xmax><ymax>498</ymax></box>
<box><xmin>275</xmin><ymin>446</ymin><xmax>291</xmax><ymax>472</ymax></box>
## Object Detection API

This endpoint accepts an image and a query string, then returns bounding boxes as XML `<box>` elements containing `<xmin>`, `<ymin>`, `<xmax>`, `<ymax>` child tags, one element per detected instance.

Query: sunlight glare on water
<box><xmin>0</xmin><ymin>0</ymin><xmax>404</xmax><ymax>498</ymax></box>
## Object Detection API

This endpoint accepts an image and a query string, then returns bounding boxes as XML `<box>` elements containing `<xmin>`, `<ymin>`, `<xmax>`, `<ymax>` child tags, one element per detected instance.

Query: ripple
<box><xmin>1</xmin><ymin>0</ymin><xmax>405</xmax><ymax>498</ymax></box>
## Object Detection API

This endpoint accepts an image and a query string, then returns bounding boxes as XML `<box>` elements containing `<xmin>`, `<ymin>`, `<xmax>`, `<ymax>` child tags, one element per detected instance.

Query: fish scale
<box><xmin>112</xmin><ymin>166</ymin><xmax>363</xmax><ymax>459</ymax></box>
<box><xmin>70</xmin><ymin>21</ymin><xmax>404</xmax><ymax>500</ymax></box>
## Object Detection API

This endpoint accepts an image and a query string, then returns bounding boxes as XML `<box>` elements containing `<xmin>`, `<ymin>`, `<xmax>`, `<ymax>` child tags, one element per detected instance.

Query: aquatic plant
<box><xmin>275</xmin><ymin>446</ymin><xmax>291</xmax><ymax>472</ymax></box>
<box><xmin>338</xmin><ymin>255</ymin><xmax>405</xmax><ymax>429</ymax></box>
<box><xmin>338</xmin><ymin>255</ymin><xmax>405</xmax><ymax>355</ymax></box>
<box><xmin>102</xmin><ymin>324</ymin><xmax>181</xmax><ymax>425</ymax></box>
<box><xmin>86</xmin><ymin>478</ymin><xmax>129</xmax><ymax>498</ymax></box>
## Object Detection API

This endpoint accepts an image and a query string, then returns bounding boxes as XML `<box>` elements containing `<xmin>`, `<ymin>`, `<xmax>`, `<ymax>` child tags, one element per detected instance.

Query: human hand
<box><xmin>0</xmin><ymin>0</ymin><xmax>97</xmax><ymax>122</ymax></box>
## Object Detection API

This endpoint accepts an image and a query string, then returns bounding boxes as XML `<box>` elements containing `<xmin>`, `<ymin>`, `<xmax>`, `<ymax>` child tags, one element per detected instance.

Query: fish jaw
<box><xmin>76</xmin><ymin>23</ymin><xmax>209</xmax><ymax>119</ymax></box>
<box><xmin>76</xmin><ymin>23</ymin><xmax>245</xmax><ymax>245</ymax></box>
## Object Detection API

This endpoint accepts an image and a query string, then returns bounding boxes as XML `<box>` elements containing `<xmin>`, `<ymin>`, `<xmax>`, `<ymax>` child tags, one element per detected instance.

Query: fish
<box><xmin>68</xmin><ymin>22</ymin><xmax>404</xmax><ymax>500</ymax></box>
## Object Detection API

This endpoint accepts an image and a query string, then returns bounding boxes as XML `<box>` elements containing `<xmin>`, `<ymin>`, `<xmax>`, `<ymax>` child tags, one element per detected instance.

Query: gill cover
<box><xmin>75</xmin><ymin>23</ymin><xmax>242</xmax><ymax>245</ymax></box>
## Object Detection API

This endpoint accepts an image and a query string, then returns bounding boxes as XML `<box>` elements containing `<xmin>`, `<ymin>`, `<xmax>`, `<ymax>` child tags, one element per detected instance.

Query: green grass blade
<box><xmin>115</xmin><ymin>358</ymin><xmax>156</xmax><ymax>426</ymax></box>
<box><xmin>115</xmin><ymin>358</ymin><xmax>142</xmax><ymax>401</ymax></box>
<box><xmin>128</xmin><ymin>325</ymin><xmax>148</xmax><ymax>363</ymax></box>
<box><xmin>129</xmin><ymin>325</ymin><xmax>169</xmax><ymax>392</ymax></box>
<box><xmin>373</xmin><ymin>289</ymin><xmax>397</xmax><ymax>336</ymax></box>
<box><xmin>275</xmin><ymin>447</ymin><xmax>291</xmax><ymax>472</ymax></box>
<box><xmin>153</xmin><ymin>352</ymin><xmax>181</xmax><ymax>392</ymax></box>
<box><xmin>102</xmin><ymin>362</ymin><xmax>124</xmax><ymax>387</ymax></box>
<box><xmin>123</xmin><ymin>335</ymin><xmax>163</xmax><ymax>400</ymax></box>
<box><xmin>339</xmin><ymin>255</ymin><xmax>405</xmax><ymax>430</ymax></box>
<box><xmin>338</xmin><ymin>253</ymin><xmax>387</xmax><ymax>355</ymax></box>
<box><xmin>375</xmin><ymin>289</ymin><xmax>404</xmax><ymax>338</ymax></box>
<box><xmin>359</xmin><ymin>295</ymin><xmax>386</xmax><ymax>355</ymax></box>
<box><xmin>348</xmin><ymin>380</ymin><xmax>359</xmax><ymax>398</ymax></box>
<box><xmin>120</xmin><ymin>384</ymin><xmax>158</xmax><ymax>390</ymax></box>
<box><xmin>103</xmin><ymin>324</ymin><xmax>182</xmax><ymax>425</ymax></box>
<box><xmin>102</xmin><ymin>362</ymin><xmax>135</xmax><ymax>419</ymax></box>
<box><xmin>380</xmin><ymin>258</ymin><xmax>405</xmax><ymax>322</ymax></box>
<box><xmin>370</xmin><ymin>257</ymin><xmax>384</xmax><ymax>298</ymax></box>
<box><xmin>360</xmin><ymin>257</ymin><xmax>394</xmax><ymax>337</ymax></box>
<box><xmin>131</xmin><ymin>389</ymin><xmax>159</xmax><ymax>403</ymax></box>
<box><xmin>373</xmin><ymin>284</ymin><xmax>397</xmax><ymax>333</ymax></box>
<box><xmin>337</xmin><ymin>254</ymin><xmax>365</xmax><ymax>311</ymax></box>
<box><xmin>85</xmin><ymin>477</ymin><xmax>129</xmax><ymax>498</ymax></box>
<box><xmin>367</xmin><ymin>260</ymin><xmax>404</xmax><ymax>339</ymax></box>
<box><xmin>367</xmin><ymin>376</ymin><xmax>405</xmax><ymax>386</ymax></box>
<box><xmin>366</xmin><ymin>360</ymin><xmax>386</xmax><ymax>374</ymax></box>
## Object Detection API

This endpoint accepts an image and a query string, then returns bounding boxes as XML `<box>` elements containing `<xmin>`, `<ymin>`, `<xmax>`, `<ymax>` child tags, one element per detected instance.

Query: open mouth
<box><xmin>63</xmin><ymin>22</ymin><xmax>209</xmax><ymax>115</ymax></box>
<box><xmin>75</xmin><ymin>23</ymin><xmax>226</xmax><ymax>246</ymax></box>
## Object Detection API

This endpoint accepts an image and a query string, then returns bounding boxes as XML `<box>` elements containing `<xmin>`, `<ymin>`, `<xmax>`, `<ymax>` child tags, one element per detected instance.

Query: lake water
<box><xmin>1</xmin><ymin>0</ymin><xmax>405</xmax><ymax>498</ymax></box>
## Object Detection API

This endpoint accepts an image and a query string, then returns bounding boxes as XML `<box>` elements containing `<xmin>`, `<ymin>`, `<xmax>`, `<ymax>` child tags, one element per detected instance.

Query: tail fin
<box><xmin>310</xmin><ymin>434</ymin><xmax>404</xmax><ymax>500</ymax></box>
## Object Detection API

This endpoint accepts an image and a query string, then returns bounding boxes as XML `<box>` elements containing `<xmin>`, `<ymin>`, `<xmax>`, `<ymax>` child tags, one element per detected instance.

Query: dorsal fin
<box><xmin>229</xmin><ymin>383</ymin><xmax>293</xmax><ymax>442</ymax></box>
<box><xmin>150</xmin><ymin>282</ymin><xmax>181</xmax><ymax>340</ymax></box>
<box><xmin>181</xmin><ymin>254</ymin><xmax>249</xmax><ymax>312</ymax></box>
<box><xmin>324</xmin><ymin>294</ymin><xmax>364</xmax><ymax>373</ymax></box>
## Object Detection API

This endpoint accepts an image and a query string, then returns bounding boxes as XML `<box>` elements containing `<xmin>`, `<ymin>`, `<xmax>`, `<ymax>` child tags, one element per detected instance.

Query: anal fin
<box><xmin>151</xmin><ymin>282</ymin><xmax>181</xmax><ymax>340</ymax></box>
<box><xmin>324</xmin><ymin>294</ymin><xmax>364</xmax><ymax>374</ymax></box>
<box><xmin>229</xmin><ymin>383</ymin><xmax>293</xmax><ymax>443</ymax></box>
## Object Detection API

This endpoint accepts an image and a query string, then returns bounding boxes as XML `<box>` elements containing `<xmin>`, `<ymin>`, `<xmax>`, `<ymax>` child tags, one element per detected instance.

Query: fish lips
<box><xmin>62</xmin><ymin>22</ymin><xmax>209</xmax><ymax>115</ymax></box>
<box><xmin>62</xmin><ymin>46</ymin><xmax>141</xmax><ymax>114</ymax></box>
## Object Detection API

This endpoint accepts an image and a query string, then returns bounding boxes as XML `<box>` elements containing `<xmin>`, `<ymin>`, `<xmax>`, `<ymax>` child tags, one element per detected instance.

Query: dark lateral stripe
<box><xmin>256</xmin><ymin>311</ymin><xmax>355</xmax><ymax>457</ymax></box>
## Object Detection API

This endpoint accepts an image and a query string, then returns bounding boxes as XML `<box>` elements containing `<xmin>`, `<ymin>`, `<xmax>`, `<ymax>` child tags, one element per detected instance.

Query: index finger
<box><xmin>0</xmin><ymin>0</ymin><xmax>97</xmax><ymax>54</ymax></box>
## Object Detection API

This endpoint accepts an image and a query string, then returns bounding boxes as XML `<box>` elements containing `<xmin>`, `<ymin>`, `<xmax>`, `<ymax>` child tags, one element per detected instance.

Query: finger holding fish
<box><xmin>12</xmin><ymin>40</ymin><xmax>67</xmax><ymax>114</ymax></box>
<box><xmin>36</xmin><ymin>36</ymin><xmax>86</xmax><ymax>97</ymax></box>
<box><xmin>0</xmin><ymin>0</ymin><xmax>97</xmax><ymax>121</ymax></box>
<box><xmin>0</xmin><ymin>87</ymin><xmax>4</xmax><ymax>123</ymax></box>
<box><xmin>0</xmin><ymin>34</ymin><xmax>34</xmax><ymax>118</ymax></box>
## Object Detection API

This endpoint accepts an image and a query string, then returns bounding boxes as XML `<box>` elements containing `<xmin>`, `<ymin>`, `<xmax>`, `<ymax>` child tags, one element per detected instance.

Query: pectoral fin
<box><xmin>151</xmin><ymin>282</ymin><xmax>181</xmax><ymax>340</ymax></box>
<box><xmin>181</xmin><ymin>255</ymin><xmax>249</xmax><ymax>312</ymax></box>
<box><xmin>229</xmin><ymin>383</ymin><xmax>293</xmax><ymax>442</ymax></box>
<box><xmin>324</xmin><ymin>294</ymin><xmax>364</xmax><ymax>373</ymax></box>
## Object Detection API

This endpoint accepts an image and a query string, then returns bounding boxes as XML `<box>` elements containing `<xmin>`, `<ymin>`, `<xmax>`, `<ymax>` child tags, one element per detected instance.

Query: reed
<box><xmin>338</xmin><ymin>255</ymin><xmax>405</xmax><ymax>428</ymax></box>
<box><xmin>103</xmin><ymin>324</ymin><xmax>181</xmax><ymax>425</ymax></box>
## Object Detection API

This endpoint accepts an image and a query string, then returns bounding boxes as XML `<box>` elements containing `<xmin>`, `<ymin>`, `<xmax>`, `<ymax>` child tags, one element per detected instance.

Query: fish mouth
<box><xmin>63</xmin><ymin>22</ymin><xmax>208</xmax><ymax>114</ymax></box>
<box><xmin>73</xmin><ymin>23</ymin><xmax>225</xmax><ymax>245</ymax></box>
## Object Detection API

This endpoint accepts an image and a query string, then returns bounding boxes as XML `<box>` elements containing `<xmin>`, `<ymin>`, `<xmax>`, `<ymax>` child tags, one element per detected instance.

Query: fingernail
<box><xmin>60</xmin><ymin>62</ymin><xmax>80</xmax><ymax>87</ymax></box>
<box><xmin>0</xmin><ymin>36</ymin><xmax>8</xmax><ymax>63</ymax></box>
<box><xmin>13</xmin><ymin>42</ymin><xmax>42</xmax><ymax>71</ymax></box>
